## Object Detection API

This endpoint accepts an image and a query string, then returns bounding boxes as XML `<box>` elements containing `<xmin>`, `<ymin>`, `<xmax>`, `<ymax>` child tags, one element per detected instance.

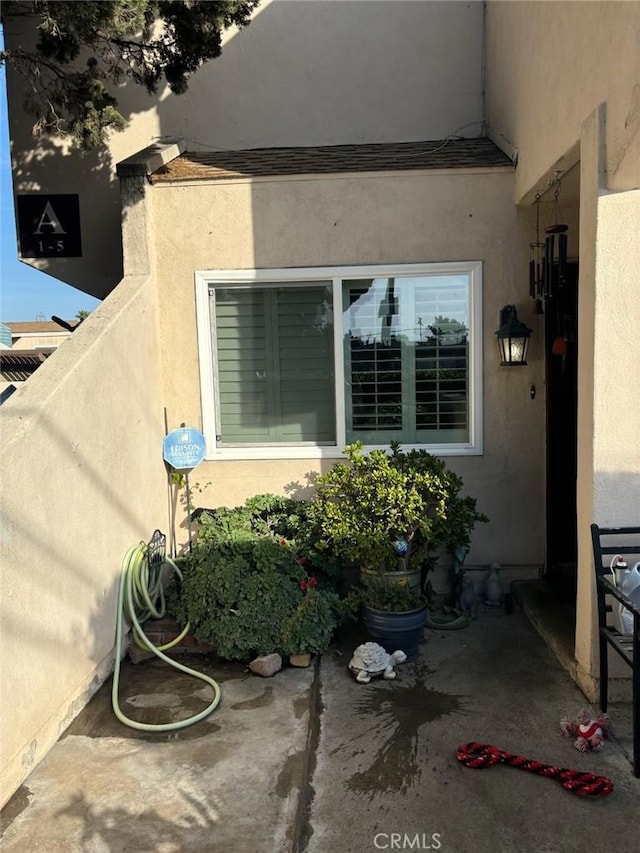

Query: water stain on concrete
<box><xmin>275</xmin><ymin>748</ymin><xmax>305</xmax><ymax>799</ymax></box>
<box><xmin>125</xmin><ymin>692</ymin><xmax>183</xmax><ymax>709</ymax></box>
<box><xmin>181</xmin><ymin>739</ymin><xmax>234</xmax><ymax>769</ymax></box>
<box><xmin>230</xmin><ymin>686</ymin><xmax>274</xmax><ymax>711</ymax></box>
<box><xmin>0</xmin><ymin>786</ymin><xmax>32</xmax><ymax>838</ymax></box>
<box><xmin>340</xmin><ymin>671</ymin><xmax>466</xmax><ymax>798</ymax></box>
<box><xmin>293</xmin><ymin>688</ymin><xmax>311</xmax><ymax>719</ymax></box>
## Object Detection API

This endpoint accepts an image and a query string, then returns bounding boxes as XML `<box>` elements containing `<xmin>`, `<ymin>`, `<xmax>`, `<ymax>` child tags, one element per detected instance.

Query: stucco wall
<box><xmin>11</xmin><ymin>333</ymin><xmax>71</xmax><ymax>350</ymax></box>
<box><xmin>0</xmin><ymin>274</ymin><xmax>167</xmax><ymax>808</ymax></box>
<box><xmin>150</xmin><ymin>166</ymin><xmax>547</xmax><ymax>568</ymax></box>
<box><xmin>485</xmin><ymin>0</ymin><xmax>640</xmax><ymax>200</ymax></box>
<box><xmin>3</xmin><ymin>0</ymin><xmax>483</xmax><ymax>297</ymax></box>
<box><xmin>487</xmin><ymin>1</ymin><xmax>640</xmax><ymax>695</ymax></box>
<box><xmin>573</xmin><ymin>107</ymin><xmax>640</xmax><ymax>698</ymax></box>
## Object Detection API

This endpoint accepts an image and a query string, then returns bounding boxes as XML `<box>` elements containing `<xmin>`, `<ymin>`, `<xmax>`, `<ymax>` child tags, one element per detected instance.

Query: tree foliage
<box><xmin>0</xmin><ymin>0</ymin><xmax>260</xmax><ymax>148</ymax></box>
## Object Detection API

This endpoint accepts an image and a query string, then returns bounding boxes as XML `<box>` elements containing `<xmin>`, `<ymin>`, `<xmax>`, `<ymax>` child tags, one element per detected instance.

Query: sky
<box><xmin>0</xmin><ymin>35</ymin><xmax>101</xmax><ymax>324</ymax></box>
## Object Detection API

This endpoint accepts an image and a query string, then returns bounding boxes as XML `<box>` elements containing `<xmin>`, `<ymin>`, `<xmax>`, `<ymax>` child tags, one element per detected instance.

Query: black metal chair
<box><xmin>590</xmin><ymin>523</ymin><xmax>640</xmax><ymax>776</ymax></box>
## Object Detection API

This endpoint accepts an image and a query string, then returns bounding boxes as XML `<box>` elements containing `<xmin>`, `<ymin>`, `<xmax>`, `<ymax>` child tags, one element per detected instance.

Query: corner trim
<box><xmin>116</xmin><ymin>139</ymin><xmax>186</xmax><ymax>178</ymax></box>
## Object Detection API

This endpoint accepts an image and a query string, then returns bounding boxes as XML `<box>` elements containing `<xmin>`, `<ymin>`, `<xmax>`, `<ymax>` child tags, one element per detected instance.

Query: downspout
<box><xmin>481</xmin><ymin>0</ymin><xmax>487</xmax><ymax>137</ymax></box>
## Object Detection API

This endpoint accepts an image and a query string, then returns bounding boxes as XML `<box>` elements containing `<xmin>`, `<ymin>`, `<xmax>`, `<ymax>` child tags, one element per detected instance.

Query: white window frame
<box><xmin>195</xmin><ymin>262</ymin><xmax>483</xmax><ymax>460</ymax></box>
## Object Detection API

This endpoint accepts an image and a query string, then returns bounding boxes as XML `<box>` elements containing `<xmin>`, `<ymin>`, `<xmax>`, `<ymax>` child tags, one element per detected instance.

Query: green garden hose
<box><xmin>112</xmin><ymin>541</ymin><xmax>221</xmax><ymax>731</ymax></box>
<box><xmin>424</xmin><ymin>610</ymin><xmax>471</xmax><ymax>630</ymax></box>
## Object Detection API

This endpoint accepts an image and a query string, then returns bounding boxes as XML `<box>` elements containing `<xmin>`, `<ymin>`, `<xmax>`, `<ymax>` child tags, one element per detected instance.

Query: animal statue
<box><xmin>348</xmin><ymin>642</ymin><xmax>407</xmax><ymax>683</ymax></box>
<box><xmin>560</xmin><ymin>709</ymin><xmax>612</xmax><ymax>752</ymax></box>
<box><xmin>457</xmin><ymin>576</ymin><xmax>478</xmax><ymax>619</ymax></box>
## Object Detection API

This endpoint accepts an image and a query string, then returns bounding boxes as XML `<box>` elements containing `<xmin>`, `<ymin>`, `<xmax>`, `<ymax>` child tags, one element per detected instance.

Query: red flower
<box><xmin>299</xmin><ymin>580</ymin><xmax>307</xmax><ymax>592</ymax></box>
<box><xmin>308</xmin><ymin>576</ymin><xmax>318</xmax><ymax>587</ymax></box>
<box><xmin>279</xmin><ymin>538</ymin><xmax>287</xmax><ymax>545</ymax></box>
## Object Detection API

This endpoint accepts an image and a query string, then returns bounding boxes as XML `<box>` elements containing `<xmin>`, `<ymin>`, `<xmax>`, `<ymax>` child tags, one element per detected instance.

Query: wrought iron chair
<box><xmin>590</xmin><ymin>523</ymin><xmax>640</xmax><ymax>776</ymax></box>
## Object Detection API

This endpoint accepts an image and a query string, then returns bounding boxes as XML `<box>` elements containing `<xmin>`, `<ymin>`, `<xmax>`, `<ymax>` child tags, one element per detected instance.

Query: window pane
<box><xmin>212</xmin><ymin>284</ymin><xmax>335</xmax><ymax>445</ymax></box>
<box><xmin>343</xmin><ymin>276</ymin><xmax>470</xmax><ymax>444</ymax></box>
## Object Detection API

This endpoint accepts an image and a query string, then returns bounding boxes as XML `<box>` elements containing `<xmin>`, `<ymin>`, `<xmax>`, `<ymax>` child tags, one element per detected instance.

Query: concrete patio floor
<box><xmin>1</xmin><ymin>606</ymin><xmax>638</xmax><ymax>852</ymax></box>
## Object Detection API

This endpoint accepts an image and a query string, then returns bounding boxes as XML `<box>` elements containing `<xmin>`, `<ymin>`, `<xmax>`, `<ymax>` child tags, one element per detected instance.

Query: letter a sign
<box><xmin>17</xmin><ymin>194</ymin><xmax>82</xmax><ymax>258</ymax></box>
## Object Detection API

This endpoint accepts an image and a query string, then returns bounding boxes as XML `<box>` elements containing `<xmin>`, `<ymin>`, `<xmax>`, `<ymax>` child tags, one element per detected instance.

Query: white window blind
<box><xmin>343</xmin><ymin>276</ymin><xmax>470</xmax><ymax>445</ymax></box>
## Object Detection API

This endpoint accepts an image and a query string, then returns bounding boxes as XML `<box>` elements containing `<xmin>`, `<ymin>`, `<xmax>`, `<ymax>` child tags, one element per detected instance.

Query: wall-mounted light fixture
<box><xmin>495</xmin><ymin>305</ymin><xmax>532</xmax><ymax>366</ymax></box>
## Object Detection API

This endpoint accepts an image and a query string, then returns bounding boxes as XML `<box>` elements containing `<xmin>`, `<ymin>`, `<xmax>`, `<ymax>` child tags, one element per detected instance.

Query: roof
<box><xmin>150</xmin><ymin>137</ymin><xmax>513</xmax><ymax>183</ymax></box>
<box><xmin>0</xmin><ymin>348</ymin><xmax>55</xmax><ymax>381</ymax></box>
<box><xmin>6</xmin><ymin>321</ymin><xmax>74</xmax><ymax>335</ymax></box>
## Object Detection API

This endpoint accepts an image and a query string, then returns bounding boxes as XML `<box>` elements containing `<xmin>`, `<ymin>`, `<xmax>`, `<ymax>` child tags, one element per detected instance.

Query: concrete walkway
<box><xmin>1</xmin><ymin>608</ymin><xmax>638</xmax><ymax>852</ymax></box>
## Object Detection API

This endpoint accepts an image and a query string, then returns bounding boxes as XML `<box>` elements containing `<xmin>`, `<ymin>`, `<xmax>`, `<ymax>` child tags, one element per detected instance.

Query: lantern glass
<box><xmin>497</xmin><ymin>334</ymin><xmax>529</xmax><ymax>366</ymax></box>
<box><xmin>495</xmin><ymin>305</ymin><xmax>532</xmax><ymax>366</ymax></box>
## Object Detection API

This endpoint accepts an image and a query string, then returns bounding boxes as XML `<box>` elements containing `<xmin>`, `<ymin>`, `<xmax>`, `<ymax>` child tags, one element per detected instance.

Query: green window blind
<box><xmin>212</xmin><ymin>284</ymin><xmax>335</xmax><ymax>445</ymax></box>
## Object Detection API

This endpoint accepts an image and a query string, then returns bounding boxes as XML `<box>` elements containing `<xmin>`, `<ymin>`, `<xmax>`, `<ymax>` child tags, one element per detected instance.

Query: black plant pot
<box><xmin>361</xmin><ymin>602</ymin><xmax>428</xmax><ymax>661</ymax></box>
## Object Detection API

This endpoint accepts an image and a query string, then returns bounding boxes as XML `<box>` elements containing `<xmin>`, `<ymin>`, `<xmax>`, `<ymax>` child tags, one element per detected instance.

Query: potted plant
<box><xmin>308</xmin><ymin>441</ymin><xmax>487</xmax><ymax>656</ymax></box>
<box><xmin>353</xmin><ymin>573</ymin><xmax>427</xmax><ymax>659</ymax></box>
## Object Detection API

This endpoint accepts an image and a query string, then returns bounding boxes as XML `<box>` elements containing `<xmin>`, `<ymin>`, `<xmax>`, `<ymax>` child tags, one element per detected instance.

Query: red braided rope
<box><xmin>456</xmin><ymin>742</ymin><xmax>613</xmax><ymax>797</ymax></box>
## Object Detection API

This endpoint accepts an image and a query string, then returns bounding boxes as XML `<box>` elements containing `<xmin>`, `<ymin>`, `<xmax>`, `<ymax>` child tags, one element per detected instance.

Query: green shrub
<box><xmin>195</xmin><ymin>494</ymin><xmax>343</xmax><ymax>578</ymax></box>
<box><xmin>173</xmin><ymin>495</ymin><xmax>346</xmax><ymax>660</ymax></box>
<box><xmin>349</xmin><ymin>573</ymin><xmax>425</xmax><ymax>612</ymax></box>
<box><xmin>282</xmin><ymin>585</ymin><xmax>342</xmax><ymax>656</ymax></box>
<box><xmin>307</xmin><ymin>441</ymin><xmax>488</xmax><ymax>574</ymax></box>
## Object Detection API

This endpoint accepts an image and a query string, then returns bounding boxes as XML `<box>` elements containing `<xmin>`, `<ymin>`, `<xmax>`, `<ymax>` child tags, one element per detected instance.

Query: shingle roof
<box><xmin>151</xmin><ymin>138</ymin><xmax>513</xmax><ymax>183</ymax></box>
<box><xmin>6</xmin><ymin>321</ymin><xmax>73</xmax><ymax>334</ymax></box>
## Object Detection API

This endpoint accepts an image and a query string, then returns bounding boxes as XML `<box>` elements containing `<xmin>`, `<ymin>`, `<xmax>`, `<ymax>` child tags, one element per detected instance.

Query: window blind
<box><xmin>212</xmin><ymin>284</ymin><xmax>335</xmax><ymax>445</ymax></box>
<box><xmin>343</xmin><ymin>276</ymin><xmax>469</xmax><ymax>444</ymax></box>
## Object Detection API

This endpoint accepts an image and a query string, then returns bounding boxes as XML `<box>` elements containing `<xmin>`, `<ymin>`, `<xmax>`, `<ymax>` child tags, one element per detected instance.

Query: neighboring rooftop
<box><xmin>0</xmin><ymin>348</ymin><xmax>55</xmax><ymax>381</ymax></box>
<box><xmin>5</xmin><ymin>321</ymin><xmax>74</xmax><ymax>334</ymax></box>
<box><xmin>151</xmin><ymin>137</ymin><xmax>513</xmax><ymax>183</ymax></box>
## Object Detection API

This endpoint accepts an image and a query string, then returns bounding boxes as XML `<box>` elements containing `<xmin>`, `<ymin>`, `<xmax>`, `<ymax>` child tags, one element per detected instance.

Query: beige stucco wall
<box><xmin>149</xmin><ymin>166</ymin><xmax>548</xmax><ymax>568</ymax></box>
<box><xmin>4</xmin><ymin>0</ymin><xmax>483</xmax><ymax>298</ymax></box>
<box><xmin>11</xmin><ymin>333</ymin><xmax>70</xmax><ymax>350</ymax></box>
<box><xmin>0</xmin><ymin>273</ymin><xmax>167</xmax><ymax>808</ymax></box>
<box><xmin>485</xmin><ymin>0</ymin><xmax>640</xmax><ymax>201</ymax></box>
<box><xmin>574</xmin><ymin>108</ymin><xmax>640</xmax><ymax>698</ymax></box>
<box><xmin>486</xmin><ymin>2</ymin><xmax>640</xmax><ymax>696</ymax></box>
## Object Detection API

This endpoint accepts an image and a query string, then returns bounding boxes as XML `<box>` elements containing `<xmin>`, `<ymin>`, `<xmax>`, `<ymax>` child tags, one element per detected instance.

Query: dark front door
<box><xmin>545</xmin><ymin>262</ymin><xmax>579</xmax><ymax>600</ymax></box>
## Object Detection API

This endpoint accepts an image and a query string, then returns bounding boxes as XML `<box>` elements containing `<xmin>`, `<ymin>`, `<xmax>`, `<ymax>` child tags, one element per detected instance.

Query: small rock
<box><xmin>249</xmin><ymin>653</ymin><xmax>282</xmax><ymax>677</ymax></box>
<box><xmin>289</xmin><ymin>653</ymin><xmax>312</xmax><ymax>668</ymax></box>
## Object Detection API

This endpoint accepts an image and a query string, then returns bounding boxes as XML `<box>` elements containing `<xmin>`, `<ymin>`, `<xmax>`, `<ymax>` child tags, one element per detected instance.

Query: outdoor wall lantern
<box><xmin>495</xmin><ymin>304</ymin><xmax>532</xmax><ymax>366</ymax></box>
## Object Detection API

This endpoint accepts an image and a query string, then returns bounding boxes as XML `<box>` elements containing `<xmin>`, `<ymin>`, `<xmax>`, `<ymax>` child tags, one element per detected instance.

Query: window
<box><xmin>344</xmin><ymin>275</ymin><xmax>472</xmax><ymax>445</ymax></box>
<box><xmin>196</xmin><ymin>263</ymin><xmax>482</xmax><ymax>459</ymax></box>
<box><xmin>212</xmin><ymin>283</ymin><xmax>335</xmax><ymax>445</ymax></box>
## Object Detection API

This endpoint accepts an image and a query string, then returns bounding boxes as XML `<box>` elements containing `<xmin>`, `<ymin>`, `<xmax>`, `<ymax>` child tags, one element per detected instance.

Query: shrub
<box><xmin>353</xmin><ymin>574</ymin><xmax>425</xmax><ymax>612</ymax></box>
<box><xmin>282</xmin><ymin>585</ymin><xmax>342</xmax><ymax>656</ymax></box>
<box><xmin>172</xmin><ymin>495</ymin><xmax>346</xmax><ymax>660</ymax></box>
<box><xmin>307</xmin><ymin>441</ymin><xmax>488</xmax><ymax>575</ymax></box>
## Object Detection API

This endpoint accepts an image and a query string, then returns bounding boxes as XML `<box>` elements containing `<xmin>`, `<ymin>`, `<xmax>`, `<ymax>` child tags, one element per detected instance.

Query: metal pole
<box><xmin>185</xmin><ymin>471</ymin><xmax>193</xmax><ymax>552</ymax></box>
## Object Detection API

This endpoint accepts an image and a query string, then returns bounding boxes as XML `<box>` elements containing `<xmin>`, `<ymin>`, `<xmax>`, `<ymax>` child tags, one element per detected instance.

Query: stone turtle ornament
<box><xmin>348</xmin><ymin>642</ymin><xmax>407</xmax><ymax>683</ymax></box>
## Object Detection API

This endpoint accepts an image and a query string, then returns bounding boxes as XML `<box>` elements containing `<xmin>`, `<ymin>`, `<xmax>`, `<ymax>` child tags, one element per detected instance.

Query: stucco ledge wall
<box><xmin>0</xmin><ymin>273</ymin><xmax>167</xmax><ymax>808</ymax></box>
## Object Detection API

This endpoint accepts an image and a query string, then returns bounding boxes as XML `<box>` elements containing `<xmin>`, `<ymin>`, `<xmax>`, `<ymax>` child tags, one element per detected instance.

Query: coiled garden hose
<box><xmin>112</xmin><ymin>541</ymin><xmax>221</xmax><ymax>731</ymax></box>
<box><xmin>425</xmin><ymin>611</ymin><xmax>471</xmax><ymax>630</ymax></box>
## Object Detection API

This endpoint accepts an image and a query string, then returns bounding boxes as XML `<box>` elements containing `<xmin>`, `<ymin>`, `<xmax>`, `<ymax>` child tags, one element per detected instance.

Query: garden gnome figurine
<box><xmin>484</xmin><ymin>563</ymin><xmax>504</xmax><ymax>606</ymax></box>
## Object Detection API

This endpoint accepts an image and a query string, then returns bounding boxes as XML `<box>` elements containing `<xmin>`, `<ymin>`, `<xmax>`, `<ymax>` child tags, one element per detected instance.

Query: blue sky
<box><xmin>0</xmin><ymin>36</ymin><xmax>101</xmax><ymax>324</ymax></box>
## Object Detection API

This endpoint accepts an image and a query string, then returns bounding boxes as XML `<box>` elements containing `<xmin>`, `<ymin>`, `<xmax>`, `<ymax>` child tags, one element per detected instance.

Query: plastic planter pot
<box><xmin>361</xmin><ymin>566</ymin><xmax>423</xmax><ymax>593</ymax></box>
<box><xmin>361</xmin><ymin>602</ymin><xmax>428</xmax><ymax>661</ymax></box>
